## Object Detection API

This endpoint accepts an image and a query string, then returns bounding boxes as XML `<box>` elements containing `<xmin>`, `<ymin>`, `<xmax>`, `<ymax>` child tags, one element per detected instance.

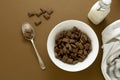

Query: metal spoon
<box><xmin>22</xmin><ymin>22</ymin><xmax>46</xmax><ymax>70</ymax></box>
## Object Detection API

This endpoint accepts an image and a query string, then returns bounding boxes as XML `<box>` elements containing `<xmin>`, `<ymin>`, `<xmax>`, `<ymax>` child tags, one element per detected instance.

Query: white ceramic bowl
<box><xmin>47</xmin><ymin>20</ymin><xmax>99</xmax><ymax>72</ymax></box>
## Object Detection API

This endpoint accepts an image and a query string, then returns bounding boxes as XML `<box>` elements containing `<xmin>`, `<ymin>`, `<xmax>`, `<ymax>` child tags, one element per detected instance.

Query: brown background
<box><xmin>0</xmin><ymin>0</ymin><xmax>120</xmax><ymax>80</ymax></box>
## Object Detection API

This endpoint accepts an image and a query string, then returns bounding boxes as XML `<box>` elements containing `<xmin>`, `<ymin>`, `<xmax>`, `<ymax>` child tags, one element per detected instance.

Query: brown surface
<box><xmin>0</xmin><ymin>0</ymin><xmax>120</xmax><ymax>80</ymax></box>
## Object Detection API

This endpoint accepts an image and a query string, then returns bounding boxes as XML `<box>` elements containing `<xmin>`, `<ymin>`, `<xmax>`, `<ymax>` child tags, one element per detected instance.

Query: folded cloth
<box><xmin>101</xmin><ymin>19</ymin><xmax>120</xmax><ymax>80</ymax></box>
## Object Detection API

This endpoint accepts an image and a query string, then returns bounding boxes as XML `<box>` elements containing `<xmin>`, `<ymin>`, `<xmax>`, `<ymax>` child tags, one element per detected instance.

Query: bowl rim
<box><xmin>47</xmin><ymin>20</ymin><xmax>99</xmax><ymax>72</ymax></box>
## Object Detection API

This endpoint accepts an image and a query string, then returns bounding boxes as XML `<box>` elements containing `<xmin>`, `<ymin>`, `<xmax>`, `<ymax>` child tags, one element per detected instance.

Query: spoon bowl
<box><xmin>22</xmin><ymin>23</ymin><xmax>34</xmax><ymax>40</ymax></box>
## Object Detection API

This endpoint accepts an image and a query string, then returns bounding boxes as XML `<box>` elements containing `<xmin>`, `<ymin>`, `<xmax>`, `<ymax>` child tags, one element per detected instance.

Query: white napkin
<box><xmin>101</xmin><ymin>19</ymin><xmax>120</xmax><ymax>80</ymax></box>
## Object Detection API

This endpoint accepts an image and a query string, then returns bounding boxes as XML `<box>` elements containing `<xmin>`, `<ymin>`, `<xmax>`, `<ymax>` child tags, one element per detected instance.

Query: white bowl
<box><xmin>47</xmin><ymin>20</ymin><xmax>99</xmax><ymax>72</ymax></box>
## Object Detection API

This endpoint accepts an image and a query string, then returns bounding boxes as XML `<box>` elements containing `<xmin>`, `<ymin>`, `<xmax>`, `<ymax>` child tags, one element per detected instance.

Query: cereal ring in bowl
<box><xmin>47</xmin><ymin>20</ymin><xmax>99</xmax><ymax>72</ymax></box>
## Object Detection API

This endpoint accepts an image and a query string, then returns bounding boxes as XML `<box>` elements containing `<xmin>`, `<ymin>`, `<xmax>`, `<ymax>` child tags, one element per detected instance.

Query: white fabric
<box><xmin>101</xmin><ymin>19</ymin><xmax>120</xmax><ymax>80</ymax></box>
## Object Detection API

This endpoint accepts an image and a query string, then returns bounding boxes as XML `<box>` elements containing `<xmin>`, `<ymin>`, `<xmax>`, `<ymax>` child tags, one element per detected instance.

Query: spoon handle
<box><xmin>31</xmin><ymin>39</ymin><xmax>46</xmax><ymax>70</ymax></box>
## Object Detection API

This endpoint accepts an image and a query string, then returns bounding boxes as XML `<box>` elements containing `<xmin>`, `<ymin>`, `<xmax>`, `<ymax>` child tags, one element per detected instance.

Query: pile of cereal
<box><xmin>54</xmin><ymin>27</ymin><xmax>92</xmax><ymax>64</ymax></box>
